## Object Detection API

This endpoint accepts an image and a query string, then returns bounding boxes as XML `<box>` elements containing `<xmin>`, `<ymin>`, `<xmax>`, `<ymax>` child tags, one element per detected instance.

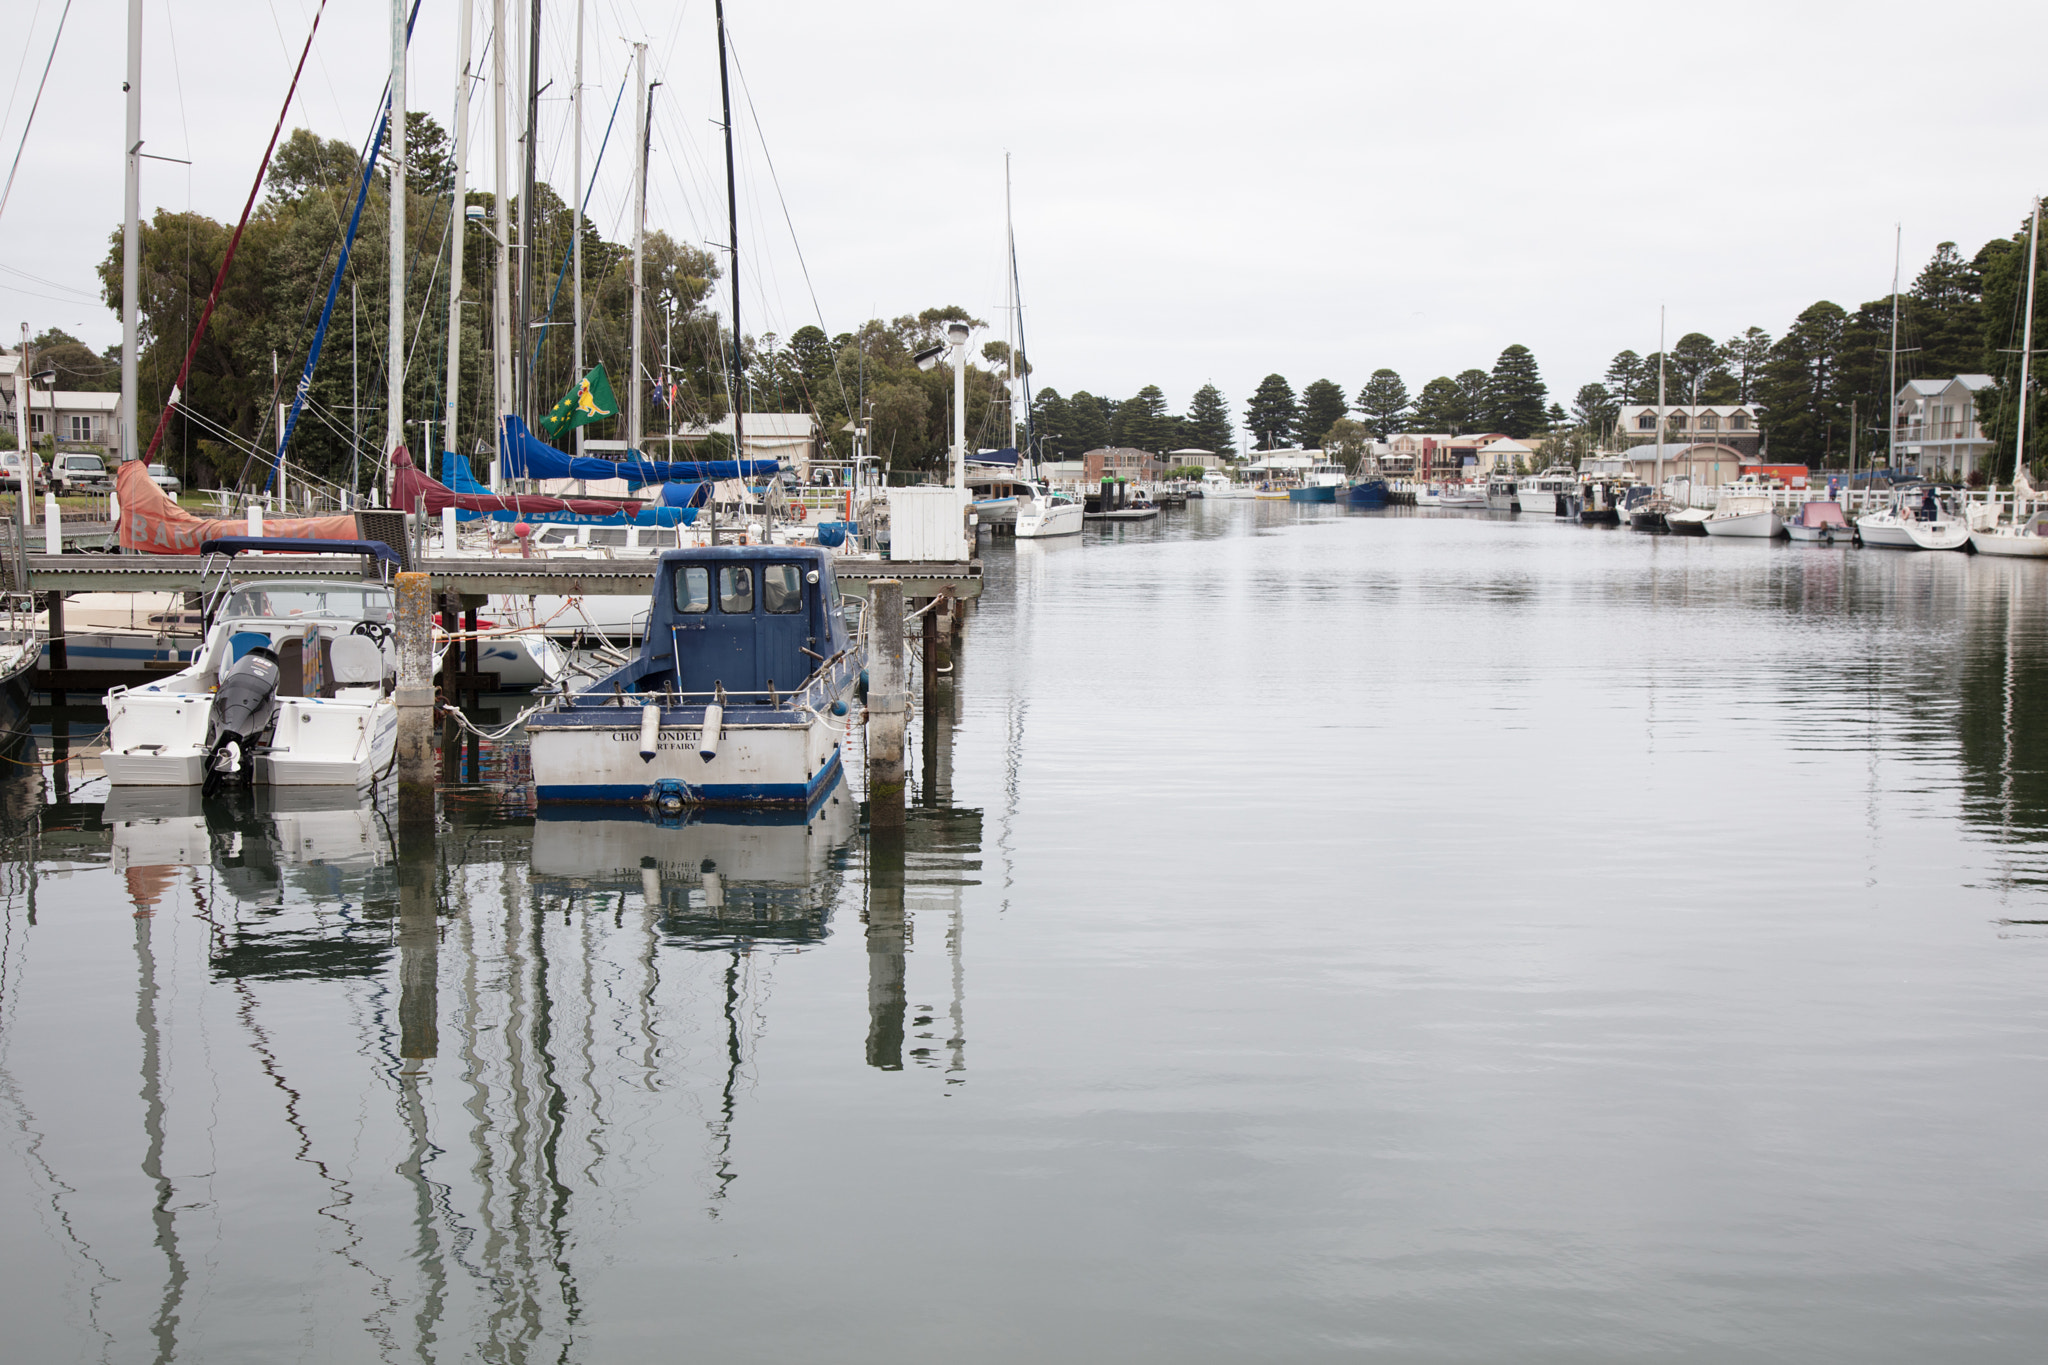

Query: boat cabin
<box><xmin>606</xmin><ymin>545</ymin><xmax>851</xmax><ymax>702</ymax></box>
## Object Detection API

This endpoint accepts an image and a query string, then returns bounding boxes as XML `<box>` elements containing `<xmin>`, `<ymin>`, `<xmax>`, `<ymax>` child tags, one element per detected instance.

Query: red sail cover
<box><xmin>117</xmin><ymin>447</ymin><xmax>654</xmax><ymax>554</ymax></box>
<box><xmin>117</xmin><ymin>458</ymin><xmax>359</xmax><ymax>553</ymax></box>
<box><xmin>388</xmin><ymin>447</ymin><xmax>646</xmax><ymax>517</ymax></box>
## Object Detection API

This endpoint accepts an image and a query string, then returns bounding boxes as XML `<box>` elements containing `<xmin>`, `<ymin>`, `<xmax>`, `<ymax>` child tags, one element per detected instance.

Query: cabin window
<box><xmin>587</xmin><ymin>528</ymin><xmax>628</xmax><ymax>547</ymax></box>
<box><xmin>675</xmin><ymin>565</ymin><xmax>711</xmax><ymax>614</ymax></box>
<box><xmin>763</xmin><ymin>563</ymin><xmax>804</xmax><ymax>614</ymax></box>
<box><xmin>718</xmin><ymin>566</ymin><xmax>754</xmax><ymax>614</ymax></box>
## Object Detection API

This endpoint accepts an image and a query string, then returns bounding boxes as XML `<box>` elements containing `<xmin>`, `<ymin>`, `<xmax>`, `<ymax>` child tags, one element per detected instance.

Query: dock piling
<box><xmin>866</xmin><ymin>578</ymin><xmax>907</xmax><ymax>828</ymax></box>
<box><xmin>393</xmin><ymin>571</ymin><xmax>435</xmax><ymax>830</ymax></box>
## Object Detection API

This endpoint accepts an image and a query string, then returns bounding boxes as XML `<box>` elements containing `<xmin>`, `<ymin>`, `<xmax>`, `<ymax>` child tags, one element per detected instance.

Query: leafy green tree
<box><xmin>1297</xmin><ymin>378</ymin><xmax>1348</xmax><ymax>449</ymax></box>
<box><xmin>1246</xmin><ymin>373</ymin><xmax>1297</xmax><ymax>449</ymax></box>
<box><xmin>1409</xmin><ymin>376</ymin><xmax>1464</xmax><ymax>431</ymax></box>
<box><xmin>1355</xmin><ymin>369</ymin><xmax>1410</xmax><ymax>438</ymax></box>
<box><xmin>1603</xmin><ymin>350</ymin><xmax>1646</xmax><ymax>405</ymax></box>
<box><xmin>1486</xmin><ymin>346</ymin><xmax>1547</xmax><ymax>437</ymax></box>
<box><xmin>1184</xmin><ymin>382</ymin><xmax>1234</xmax><ymax>456</ymax></box>
<box><xmin>1757</xmin><ymin>300</ymin><xmax>1849</xmax><ymax>464</ymax></box>
<box><xmin>1975</xmin><ymin>218</ymin><xmax>2048</xmax><ymax>480</ymax></box>
<box><xmin>1321</xmin><ymin>416</ymin><xmax>1371</xmax><ymax>472</ymax></box>
<box><xmin>28</xmin><ymin>328</ymin><xmax>115</xmax><ymax>391</ymax></box>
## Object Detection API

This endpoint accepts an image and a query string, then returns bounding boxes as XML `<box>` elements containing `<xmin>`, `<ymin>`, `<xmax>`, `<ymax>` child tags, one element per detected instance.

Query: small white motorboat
<box><xmin>1858</xmin><ymin>490</ymin><xmax>1971</xmax><ymax>551</ymax></box>
<box><xmin>1970</xmin><ymin>509</ymin><xmax>2048</xmax><ymax>557</ymax></box>
<box><xmin>1014</xmin><ymin>482</ymin><xmax>1085</xmax><ymax>538</ymax></box>
<box><xmin>1702</xmin><ymin>493</ymin><xmax>1784</xmax><ymax>538</ymax></box>
<box><xmin>1785</xmin><ymin>501</ymin><xmax>1855</xmax><ymax>543</ymax></box>
<box><xmin>1436</xmin><ymin>483</ymin><xmax>1489</xmax><ymax>509</ymax></box>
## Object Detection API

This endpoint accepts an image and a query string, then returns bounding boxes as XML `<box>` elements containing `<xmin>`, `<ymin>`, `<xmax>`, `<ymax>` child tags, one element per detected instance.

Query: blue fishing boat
<box><xmin>1346</xmin><ymin>476</ymin><xmax>1389</xmax><ymax>507</ymax></box>
<box><xmin>526</xmin><ymin>545</ymin><xmax>863</xmax><ymax>810</ymax></box>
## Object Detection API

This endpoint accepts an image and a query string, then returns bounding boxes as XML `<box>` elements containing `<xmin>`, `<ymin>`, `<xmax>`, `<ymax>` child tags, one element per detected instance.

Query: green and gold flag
<box><xmin>540</xmin><ymin>364</ymin><xmax>618</xmax><ymax>438</ymax></box>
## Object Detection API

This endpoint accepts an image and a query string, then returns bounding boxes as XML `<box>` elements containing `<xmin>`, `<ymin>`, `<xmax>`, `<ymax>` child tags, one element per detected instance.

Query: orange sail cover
<box><xmin>117</xmin><ymin>458</ymin><xmax>361</xmax><ymax>554</ymax></box>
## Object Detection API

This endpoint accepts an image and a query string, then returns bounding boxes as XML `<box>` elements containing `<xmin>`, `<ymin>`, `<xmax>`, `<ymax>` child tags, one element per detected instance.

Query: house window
<box><xmin>1729</xmin><ymin>413</ymin><xmax>1748</xmax><ymax>431</ymax></box>
<box><xmin>68</xmin><ymin>415</ymin><xmax>93</xmax><ymax>442</ymax></box>
<box><xmin>1698</xmin><ymin>413</ymin><xmax>1719</xmax><ymax>431</ymax></box>
<box><xmin>29</xmin><ymin>414</ymin><xmax>46</xmax><ymax>435</ymax></box>
<box><xmin>1668</xmin><ymin>410</ymin><xmax>1689</xmax><ymax>430</ymax></box>
<box><xmin>1637</xmin><ymin>413</ymin><xmax>1656</xmax><ymax>430</ymax></box>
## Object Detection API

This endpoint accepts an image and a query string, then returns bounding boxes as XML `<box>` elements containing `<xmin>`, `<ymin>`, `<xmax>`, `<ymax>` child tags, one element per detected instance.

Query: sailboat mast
<box><xmin>1654</xmin><ymin>306</ymin><xmax>1665</xmax><ymax>492</ymax></box>
<box><xmin>1887</xmin><ymin>223</ymin><xmax>1901</xmax><ymax>470</ymax></box>
<box><xmin>1006</xmin><ymin>153</ymin><xmax>1017</xmax><ymax>456</ymax></box>
<box><xmin>518</xmin><ymin>0</ymin><xmax>541</xmax><ymax>425</ymax></box>
<box><xmin>491</xmin><ymin>0</ymin><xmax>511</xmax><ymax>469</ymax></box>
<box><xmin>2016</xmin><ymin>198</ymin><xmax>2039</xmax><ymax>489</ymax></box>
<box><xmin>570</xmin><ymin>0</ymin><xmax>585</xmax><ymax>457</ymax></box>
<box><xmin>121</xmin><ymin>0</ymin><xmax>141</xmax><ymax>466</ymax></box>
<box><xmin>716</xmin><ymin>0</ymin><xmax>744</xmax><ymax>481</ymax></box>
<box><xmin>627</xmin><ymin>42</ymin><xmax>646</xmax><ymax>453</ymax></box>
<box><xmin>386</xmin><ymin>0</ymin><xmax>407</xmax><ymax>467</ymax></box>
<box><xmin>442</xmin><ymin>0</ymin><xmax>472</xmax><ymax>469</ymax></box>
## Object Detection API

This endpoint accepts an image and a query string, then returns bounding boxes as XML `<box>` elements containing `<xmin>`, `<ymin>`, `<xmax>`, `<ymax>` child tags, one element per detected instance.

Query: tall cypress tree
<box><xmin>1355</xmin><ymin>369</ymin><xmax>1410</xmax><ymax>438</ymax></box>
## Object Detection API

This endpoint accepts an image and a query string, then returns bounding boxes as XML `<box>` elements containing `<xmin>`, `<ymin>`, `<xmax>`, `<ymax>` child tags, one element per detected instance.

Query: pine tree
<box><xmin>1297</xmin><ymin>378</ymin><xmax>1348</xmax><ymax>450</ymax></box>
<box><xmin>1668</xmin><ymin>332</ymin><xmax>1728</xmax><ymax>401</ymax></box>
<box><xmin>1117</xmin><ymin>384</ymin><xmax>1172</xmax><ymax>452</ymax></box>
<box><xmin>1756</xmin><ymin>301</ymin><xmax>1848</xmax><ymax>464</ymax></box>
<box><xmin>1246</xmin><ymin>374</ymin><xmax>1298</xmax><ymax>450</ymax></box>
<box><xmin>1485</xmin><ymin>347</ymin><xmax>1548</xmax><ymax>438</ymax></box>
<box><xmin>1409</xmin><ymin>376</ymin><xmax>1464</xmax><ymax>432</ymax></box>
<box><xmin>1067</xmin><ymin>391</ymin><xmax>1113</xmax><ymax>453</ymax></box>
<box><xmin>1604</xmin><ymin>350</ymin><xmax>1646</xmax><ymax>405</ymax></box>
<box><xmin>1571</xmin><ymin>382</ymin><xmax>1616</xmax><ymax>433</ymax></box>
<box><xmin>1355</xmin><ymin>369</ymin><xmax>1410</xmax><ymax>438</ymax></box>
<box><xmin>1721</xmin><ymin>327</ymin><xmax>1772</xmax><ymax>403</ymax></box>
<box><xmin>1031</xmin><ymin>387</ymin><xmax>1074</xmax><ymax>461</ymax></box>
<box><xmin>1184</xmin><ymin>383</ymin><xmax>1235</xmax><ymax>456</ymax></box>
<box><xmin>1454</xmin><ymin>369</ymin><xmax>1494</xmax><ymax>433</ymax></box>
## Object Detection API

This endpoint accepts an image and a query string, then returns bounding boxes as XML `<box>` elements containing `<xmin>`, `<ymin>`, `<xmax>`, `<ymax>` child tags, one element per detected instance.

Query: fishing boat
<box><xmin>1578</xmin><ymin>480</ymin><xmax>1624</xmax><ymax>525</ymax></box>
<box><xmin>1858</xmin><ymin>489</ymin><xmax>1972</xmax><ymax>551</ymax></box>
<box><xmin>1288</xmin><ymin>463</ymin><xmax>1347</xmax><ymax>503</ymax></box>
<box><xmin>1516</xmin><ymin>466</ymin><xmax>1575</xmax><ymax>516</ymax></box>
<box><xmin>1346</xmin><ymin>464</ymin><xmax>1390</xmax><ymax>508</ymax></box>
<box><xmin>1013</xmin><ymin>482</ymin><xmax>1084</xmax><ymax>538</ymax></box>
<box><xmin>526</xmin><ymin>545</ymin><xmax>862</xmax><ymax>809</ymax></box>
<box><xmin>101</xmin><ymin>546</ymin><xmax>413</xmax><ymax>790</ymax></box>
<box><xmin>1485</xmin><ymin>474</ymin><xmax>1520</xmax><ymax>511</ymax></box>
<box><xmin>1785</xmin><ymin>501</ymin><xmax>1855</xmax><ymax>543</ymax></box>
<box><xmin>1436</xmin><ymin>483</ymin><xmax>1489</xmax><ymax>509</ymax></box>
<box><xmin>1701</xmin><ymin>493</ymin><xmax>1784</xmax><ymax>538</ymax></box>
<box><xmin>1200</xmin><ymin>470</ymin><xmax>1249</xmax><ymax>500</ymax></box>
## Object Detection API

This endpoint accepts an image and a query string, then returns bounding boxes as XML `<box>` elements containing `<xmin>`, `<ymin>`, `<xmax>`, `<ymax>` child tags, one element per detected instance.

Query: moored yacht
<box><xmin>1701</xmin><ymin>493</ymin><xmax>1784</xmax><ymax>538</ymax></box>
<box><xmin>1786</xmin><ymin>501</ymin><xmax>1854</xmax><ymax>543</ymax></box>
<box><xmin>1858</xmin><ymin>490</ymin><xmax>1971</xmax><ymax>551</ymax></box>
<box><xmin>1014</xmin><ymin>482</ymin><xmax>1084</xmax><ymax>538</ymax></box>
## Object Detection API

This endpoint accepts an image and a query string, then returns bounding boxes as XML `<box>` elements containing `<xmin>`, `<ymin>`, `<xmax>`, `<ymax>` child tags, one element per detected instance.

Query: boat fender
<box><xmin>857</xmin><ymin>668</ymin><xmax>869</xmax><ymax>700</ymax></box>
<box><xmin>639</xmin><ymin>703</ymin><xmax>660</xmax><ymax>763</ymax></box>
<box><xmin>831</xmin><ymin>699</ymin><xmax>848</xmax><ymax>717</ymax></box>
<box><xmin>700</xmin><ymin>703</ymin><xmax>723</xmax><ymax>764</ymax></box>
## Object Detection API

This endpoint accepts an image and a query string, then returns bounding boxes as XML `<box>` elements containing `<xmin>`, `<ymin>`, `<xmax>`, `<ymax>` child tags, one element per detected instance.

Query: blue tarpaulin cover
<box><xmin>497</xmin><ymin>414</ymin><xmax>778</xmax><ymax>485</ymax></box>
<box><xmin>440</xmin><ymin>452</ymin><xmax>701</xmax><ymax>526</ymax></box>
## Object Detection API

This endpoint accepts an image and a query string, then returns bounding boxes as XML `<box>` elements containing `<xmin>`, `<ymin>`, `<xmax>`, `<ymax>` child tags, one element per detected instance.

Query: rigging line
<box><xmin>529</xmin><ymin>73</ymin><xmax>629</xmax><ymax>380</ymax></box>
<box><xmin>723</xmin><ymin>35</ymin><xmax>853</xmax><ymax>421</ymax></box>
<box><xmin>268</xmin><ymin>0</ymin><xmax>424</xmax><ymax>492</ymax></box>
<box><xmin>1</xmin><ymin>0</ymin><xmax>52</xmax><ymax>136</ymax></box>
<box><xmin>0</xmin><ymin>0</ymin><xmax>73</xmax><ymax>228</ymax></box>
<box><xmin>141</xmin><ymin>0</ymin><xmax>331</xmax><ymax>469</ymax></box>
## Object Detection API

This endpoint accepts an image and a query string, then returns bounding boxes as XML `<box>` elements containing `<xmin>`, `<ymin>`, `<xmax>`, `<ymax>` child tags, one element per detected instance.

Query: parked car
<box><xmin>146</xmin><ymin>462</ymin><xmax>180</xmax><ymax>494</ymax></box>
<box><xmin>0</xmin><ymin>450</ymin><xmax>44</xmax><ymax>493</ymax></box>
<box><xmin>51</xmin><ymin>452</ymin><xmax>110</xmax><ymax>494</ymax></box>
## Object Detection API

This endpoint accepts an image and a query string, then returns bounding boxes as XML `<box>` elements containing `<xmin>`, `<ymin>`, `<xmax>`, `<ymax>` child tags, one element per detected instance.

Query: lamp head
<box><xmin>464</xmin><ymin>204</ymin><xmax>488</xmax><ymax>222</ymax></box>
<box><xmin>912</xmin><ymin>343</ymin><xmax>945</xmax><ymax>373</ymax></box>
<box><xmin>30</xmin><ymin>369</ymin><xmax>56</xmax><ymax>389</ymax></box>
<box><xmin>946</xmin><ymin>321</ymin><xmax>971</xmax><ymax>347</ymax></box>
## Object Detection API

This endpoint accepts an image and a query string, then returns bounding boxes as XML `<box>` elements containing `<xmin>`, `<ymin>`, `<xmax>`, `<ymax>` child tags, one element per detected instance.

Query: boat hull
<box><xmin>1015</xmin><ymin>500</ymin><xmax>1085</xmax><ymax>538</ymax></box>
<box><xmin>1288</xmin><ymin>485</ymin><xmax>1336</xmax><ymax>503</ymax></box>
<box><xmin>1346</xmin><ymin>480</ymin><xmax>1389</xmax><ymax>508</ymax></box>
<box><xmin>1786</xmin><ymin>521</ymin><xmax>1852</xmax><ymax>543</ymax></box>
<box><xmin>1702</xmin><ymin>510</ymin><xmax>1784</xmax><ymax>538</ymax></box>
<box><xmin>1969</xmin><ymin>529</ymin><xmax>2048</xmax><ymax>556</ymax></box>
<box><xmin>103</xmin><ymin>688</ymin><xmax>399</xmax><ymax>787</ymax></box>
<box><xmin>1859</xmin><ymin>515</ymin><xmax>1971</xmax><ymax>550</ymax></box>
<box><xmin>529</xmin><ymin>710</ymin><xmax>846</xmax><ymax>807</ymax></box>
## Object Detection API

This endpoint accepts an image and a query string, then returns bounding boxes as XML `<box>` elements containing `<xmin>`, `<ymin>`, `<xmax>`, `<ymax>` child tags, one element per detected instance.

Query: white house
<box><xmin>1893</xmin><ymin>375</ymin><xmax>1995</xmax><ymax>479</ymax></box>
<box><xmin>1477</xmin><ymin>437</ymin><xmax>1535</xmax><ymax>475</ymax></box>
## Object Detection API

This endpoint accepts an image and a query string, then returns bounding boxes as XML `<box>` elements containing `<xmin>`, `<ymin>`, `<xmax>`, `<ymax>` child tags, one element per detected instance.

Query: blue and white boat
<box><xmin>527</xmin><ymin>545</ymin><xmax>863</xmax><ymax>809</ymax></box>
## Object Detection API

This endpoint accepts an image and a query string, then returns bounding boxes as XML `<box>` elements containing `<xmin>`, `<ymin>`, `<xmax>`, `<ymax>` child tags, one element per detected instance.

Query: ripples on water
<box><xmin>3</xmin><ymin>502</ymin><xmax>2047</xmax><ymax>1362</ymax></box>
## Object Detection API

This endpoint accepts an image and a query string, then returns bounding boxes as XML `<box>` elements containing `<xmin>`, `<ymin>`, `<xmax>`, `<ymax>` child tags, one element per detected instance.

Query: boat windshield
<box><xmin>221</xmin><ymin>583</ymin><xmax>395</xmax><ymax>622</ymax></box>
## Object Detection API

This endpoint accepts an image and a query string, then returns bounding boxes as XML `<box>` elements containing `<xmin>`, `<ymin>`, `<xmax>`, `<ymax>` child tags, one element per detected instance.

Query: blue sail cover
<box><xmin>440</xmin><ymin>452</ymin><xmax>701</xmax><ymax>526</ymax></box>
<box><xmin>497</xmin><ymin>415</ymin><xmax>778</xmax><ymax>486</ymax></box>
<box><xmin>970</xmin><ymin>447</ymin><xmax>1021</xmax><ymax>467</ymax></box>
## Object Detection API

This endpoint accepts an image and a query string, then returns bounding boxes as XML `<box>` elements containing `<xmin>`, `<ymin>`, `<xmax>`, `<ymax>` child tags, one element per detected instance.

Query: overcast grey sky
<box><xmin>5</xmin><ymin>0</ymin><xmax>2046</xmax><ymax>419</ymax></box>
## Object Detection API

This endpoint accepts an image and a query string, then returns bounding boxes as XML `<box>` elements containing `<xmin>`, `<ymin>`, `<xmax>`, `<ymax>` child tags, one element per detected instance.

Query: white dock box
<box><xmin>886</xmin><ymin>486</ymin><xmax>974</xmax><ymax>562</ymax></box>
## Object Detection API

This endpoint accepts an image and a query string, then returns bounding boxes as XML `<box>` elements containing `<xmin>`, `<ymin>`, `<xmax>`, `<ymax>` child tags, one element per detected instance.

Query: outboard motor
<box><xmin>203</xmin><ymin>646</ymin><xmax>282</xmax><ymax>794</ymax></box>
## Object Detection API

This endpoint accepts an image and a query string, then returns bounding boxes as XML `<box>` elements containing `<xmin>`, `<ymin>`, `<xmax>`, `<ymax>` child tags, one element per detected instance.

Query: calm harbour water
<box><xmin>4</xmin><ymin>500</ymin><xmax>2048</xmax><ymax>1362</ymax></box>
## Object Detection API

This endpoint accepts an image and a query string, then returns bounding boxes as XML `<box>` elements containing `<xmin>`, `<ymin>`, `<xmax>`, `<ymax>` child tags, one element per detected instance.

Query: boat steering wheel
<box><xmin>349</xmin><ymin>619</ymin><xmax>393</xmax><ymax>648</ymax></box>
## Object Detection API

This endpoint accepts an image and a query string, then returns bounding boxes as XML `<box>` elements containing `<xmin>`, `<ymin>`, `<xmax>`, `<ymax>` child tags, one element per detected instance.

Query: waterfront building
<box><xmin>1892</xmin><ymin>376</ymin><xmax>1995</xmax><ymax>480</ymax></box>
<box><xmin>1083</xmin><ymin>447</ymin><xmax>1165</xmax><ymax>482</ymax></box>
<box><xmin>1624</xmin><ymin>441</ymin><xmax>1751</xmax><ymax>488</ymax></box>
<box><xmin>1617</xmin><ymin>404</ymin><xmax>1761</xmax><ymax>457</ymax></box>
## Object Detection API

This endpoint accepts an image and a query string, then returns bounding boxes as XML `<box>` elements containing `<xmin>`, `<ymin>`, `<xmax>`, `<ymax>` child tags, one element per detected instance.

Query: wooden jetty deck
<box><xmin>19</xmin><ymin>553</ymin><xmax>980</xmax><ymax>600</ymax></box>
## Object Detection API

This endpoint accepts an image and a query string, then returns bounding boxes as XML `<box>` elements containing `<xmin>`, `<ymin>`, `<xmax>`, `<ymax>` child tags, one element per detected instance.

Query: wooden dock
<box><xmin>18</xmin><ymin>552</ymin><xmax>980</xmax><ymax>599</ymax></box>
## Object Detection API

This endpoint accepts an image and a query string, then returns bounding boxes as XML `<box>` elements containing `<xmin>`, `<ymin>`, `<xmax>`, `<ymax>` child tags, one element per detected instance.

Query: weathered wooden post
<box><xmin>920</xmin><ymin>596</ymin><xmax>938</xmax><ymax>687</ymax></box>
<box><xmin>865</xmin><ymin>817</ymin><xmax>906</xmax><ymax>1070</ymax></box>
<box><xmin>866</xmin><ymin>578</ymin><xmax>906</xmax><ymax>829</ymax></box>
<box><xmin>396</xmin><ymin>831</ymin><xmax>439</xmax><ymax>1071</ymax></box>
<box><xmin>394</xmin><ymin>570</ymin><xmax>435</xmax><ymax>830</ymax></box>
